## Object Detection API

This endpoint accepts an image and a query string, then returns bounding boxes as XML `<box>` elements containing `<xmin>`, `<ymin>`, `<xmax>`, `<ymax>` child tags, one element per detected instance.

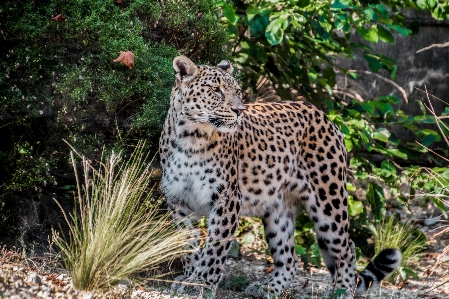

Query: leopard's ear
<box><xmin>173</xmin><ymin>56</ymin><xmax>198</xmax><ymax>82</ymax></box>
<box><xmin>217</xmin><ymin>60</ymin><xmax>233</xmax><ymax>74</ymax></box>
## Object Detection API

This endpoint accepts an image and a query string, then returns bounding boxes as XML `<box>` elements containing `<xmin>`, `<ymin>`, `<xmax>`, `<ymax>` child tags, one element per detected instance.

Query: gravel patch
<box><xmin>1</xmin><ymin>252</ymin><xmax>448</xmax><ymax>299</ymax></box>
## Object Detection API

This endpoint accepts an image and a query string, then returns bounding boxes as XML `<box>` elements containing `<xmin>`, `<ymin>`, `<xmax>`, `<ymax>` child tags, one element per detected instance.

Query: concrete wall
<box><xmin>336</xmin><ymin>10</ymin><xmax>449</xmax><ymax>116</ymax></box>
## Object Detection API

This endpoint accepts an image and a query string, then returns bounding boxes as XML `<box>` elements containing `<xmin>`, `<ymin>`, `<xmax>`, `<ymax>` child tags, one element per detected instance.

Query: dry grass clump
<box><xmin>372</xmin><ymin>217</ymin><xmax>426</xmax><ymax>282</ymax></box>
<box><xmin>53</xmin><ymin>141</ymin><xmax>191</xmax><ymax>291</ymax></box>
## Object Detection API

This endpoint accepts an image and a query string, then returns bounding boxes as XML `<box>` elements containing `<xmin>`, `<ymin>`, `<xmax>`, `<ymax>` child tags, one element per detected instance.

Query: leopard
<box><xmin>159</xmin><ymin>56</ymin><xmax>402</xmax><ymax>298</ymax></box>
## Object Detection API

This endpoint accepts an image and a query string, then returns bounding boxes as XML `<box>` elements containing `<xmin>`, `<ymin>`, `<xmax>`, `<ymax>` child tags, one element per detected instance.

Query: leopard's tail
<box><xmin>356</xmin><ymin>248</ymin><xmax>402</xmax><ymax>295</ymax></box>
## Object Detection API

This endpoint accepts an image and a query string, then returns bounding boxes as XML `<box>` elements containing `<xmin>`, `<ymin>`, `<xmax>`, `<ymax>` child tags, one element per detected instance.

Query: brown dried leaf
<box><xmin>264</xmin><ymin>265</ymin><xmax>274</xmax><ymax>273</ymax></box>
<box><xmin>51</xmin><ymin>14</ymin><xmax>65</xmax><ymax>22</ymax></box>
<box><xmin>113</xmin><ymin>51</ymin><xmax>134</xmax><ymax>70</ymax></box>
<box><xmin>116</xmin><ymin>0</ymin><xmax>123</xmax><ymax>3</ymax></box>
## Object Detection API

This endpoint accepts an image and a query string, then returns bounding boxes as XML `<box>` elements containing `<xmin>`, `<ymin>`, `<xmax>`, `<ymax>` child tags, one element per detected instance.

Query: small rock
<box><xmin>37</xmin><ymin>290</ymin><xmax>52</xmax><ymax>299</ymax></box>
<box><xmin>26</xmin><ymin>272</ymin><xmax>42</xmax><ymax>285</ymax></box>
<box><xmin>56</xmin><ymin>273</ymin><xmax>66</xmax><ymax>280</ymax></box>
<box><xmin>79</xmin><ymin>292</ymin><xmax>93</xmax><ymax>299</ymax></box>
<box><xmin>40</xmin><ymin>284</ymin><xmax>52</xmax><ymax>293</ymax></box>
<box><xmin>117</xmin><ymin>278</ymin><xmax>132</xmax><ymax>291</ymax></box>
<box><xmin>424</xmin><ymin>218</ymin><xmax>439</xmax><ymax>226</ymax></box>
<box><xmin>13</xmin><ymin>279</ymin><xmax>23</xmax><ymax>288</ymax></box>
<box><xmin>56</xmin><ymin>268</ymin><xmax>68</xmax><ymax>275</ymax></box>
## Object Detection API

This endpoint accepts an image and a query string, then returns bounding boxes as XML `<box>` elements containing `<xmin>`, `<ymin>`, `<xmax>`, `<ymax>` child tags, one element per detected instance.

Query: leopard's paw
<box><xmin>170</xmin><ymin>275</ymin><xmax>187</xmax><ymax>292</ymax></box>
<box><xmin>171</xmin><ymin>277</ymin><xmax>216</xmax><ymax>299</ymax></box>
<box><xmin>245</xmin><ymin>281</ymin><xmax>278</xmax><ymax>298</ymax></box>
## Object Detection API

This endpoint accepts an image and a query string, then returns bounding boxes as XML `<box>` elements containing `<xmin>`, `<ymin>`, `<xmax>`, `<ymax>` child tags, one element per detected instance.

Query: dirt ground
<box><xmin>1</xmin><ymin>224</ymin><xmax>448</xmax><ymax>299</ymax></box>
<box><xmin>1</xmin><ymin>204</ymin><xmax>449</xmax><ymax>299</ymax></box>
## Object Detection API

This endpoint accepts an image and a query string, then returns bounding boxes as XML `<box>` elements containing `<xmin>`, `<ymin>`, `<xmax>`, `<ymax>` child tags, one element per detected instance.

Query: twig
<box><xmin>416</xmin><ymin>42</ymin><xmax>449</xmax><ymax>54</ymax></box>
<box><xmin>332</xmin><ymin>89</ymin><xmax>362</xmax><ymax>103</ymax></box>
<box><xmin>422</xmin><ymin>85</ymin><xmax>449</xmax><ymax>146</ymax></box>
<box><xmin>416</xmin><ymin>142</ymin><xmax>449</xmax><ymax>163</ymax></box>
<box><xmin>415</xmin><ymin>87</ymin><xmax>449</xmax><ymax>106</ymax></box>
<box><xmin>347</xmin><ymin>70</ymin><xmax>408</xmax><ymax>103</ymax></box>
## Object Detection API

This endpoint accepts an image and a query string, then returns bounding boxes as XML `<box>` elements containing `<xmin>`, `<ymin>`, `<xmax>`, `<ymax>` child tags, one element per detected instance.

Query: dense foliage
<box><xmin>219</xmin><ymin>0</ymin><xmax>448</xmax><ymax>101</ymax></box>
<box><xmin>0</xmin><ymin>0</ymin><xmax>228</xmax><ymax>237</ymax></box>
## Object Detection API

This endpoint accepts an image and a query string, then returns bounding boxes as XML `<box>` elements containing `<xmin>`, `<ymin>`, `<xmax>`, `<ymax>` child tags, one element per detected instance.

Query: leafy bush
<box><xmin>219</xmin><ymin>0</ymin><xmax>447</xmax><ymax>102</ymax></box>
<box><xmin>53</xmin><ymin>142</ymin><xmax>191</xmax><ymax>291</ymax></box>
<box><xmin>0</xmin><ymin>0</ymin><xmax>228</xmax><ymax>237</ymax></box>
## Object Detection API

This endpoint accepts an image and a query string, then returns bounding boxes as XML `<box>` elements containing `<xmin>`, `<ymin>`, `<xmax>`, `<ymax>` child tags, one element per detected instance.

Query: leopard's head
<box><xmin>171</xmin><ymin>56</ymin><xmax>245</xmax><ymax>133</ymax></box>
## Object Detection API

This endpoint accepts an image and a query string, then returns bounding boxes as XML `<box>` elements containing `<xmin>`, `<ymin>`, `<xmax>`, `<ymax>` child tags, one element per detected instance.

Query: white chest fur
<box><xmin>161</xmin><ymin>150</ymin><xmax>219</xmax><ymax>216</ymax></box>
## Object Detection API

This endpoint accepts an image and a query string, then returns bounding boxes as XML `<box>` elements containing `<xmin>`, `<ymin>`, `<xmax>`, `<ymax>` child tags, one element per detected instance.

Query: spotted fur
<box><xmin>159</xmin><ymin>56</ymin><xmax>401</xmax><ymax>298</ymax></box>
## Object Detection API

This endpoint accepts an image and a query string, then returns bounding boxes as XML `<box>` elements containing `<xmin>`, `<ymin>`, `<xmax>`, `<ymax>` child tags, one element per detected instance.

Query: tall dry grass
<box><xmin>53</xmin><ymin>141</ymin><xmax>191</xmax><ymax>291</ymax></box>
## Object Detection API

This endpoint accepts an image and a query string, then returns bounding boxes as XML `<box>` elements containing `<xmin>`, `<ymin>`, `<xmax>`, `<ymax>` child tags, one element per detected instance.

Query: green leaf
<box><xmin>374</xmin><ymin>101</ymin><xmax>394</xmax><ymax>117</ymax></box>
<box><xmin>372</xmin><ymin>4</ymin><xmax>389</xmax><ymax>20</ymax></box>
<box><xmin>416</xmin><ymin>100</ymin><xmax>427</xmax><ymax>115</ymax></box>
<box><xmin>302</xmin><ymin>221</ymin><xmax>314</xmax><ymax>231</ymax></box>
<box><xmin>348</xmin><ymin>196</ymin><xmax>364</xmax><ymax>217</ymax></box>
<box><xmin>344</xmin><ymin>136</ymin><xmax>353</xmax><ymax>152</ymax></box>
<box><xmin>229</xmin><ymin>241</ymin><xmax>240</xmax><ymax>258</ymax></box>
<box><xmin>220</xmin><ymin>2</ymin><xmax>238</xmax><ymax>25</ymax></box>
<box><xmin>417</xmin><ymin>128</ymin><xmax>441</xmax><ymax>146</ymax></box>
<box><xmin>427</xmin><ymin>0</ymin><xmax>438</xmax><ymax>9</ymax></box>
<box><xmin>248</xmin><ymin>15</ymin><xmax>269</xmax><ymax>39</ymax></box>
<box><xmin>291</xmin><ymin>13</ymin><xmax>306</xmax><ymax>28</ymax></box>
<box><xmin>432</xmin><ymin>197</ymin><xmax>447</xmax><ymax>213</ymax></box>
<box><xmin>381</xmin><ymin>160</ymin><xmax>396</xmax><ymax>175</ymax></box>
<box><xmin>362</xmin><ymin>8</ymin><xmax>377</xmax><ymax>21</ymax></box>
<box><xmin>346</xmin><ymin>183</ymin><xmax>356</xmax><ymax>192</ymax></box>
<box><xmin>246</xmin><ymin>6</ymin><xmax>260</xmax><ymax>22</ymax></box>
<box><xmin>334</xmin><ymin>289</ymin><xmax>347</xmax><ymax>296</ymax></box>
<box><xmin>307</xmin><ymin>71</ymin><xmax>318</xmax><ymax>82</ymax></box>
<box><xmin>422</xmin><ymin>134</ymin><xmax>437</xmax><ymax>146</ymax></box>
<box><xmin>295</xmin><ymin>244</ymin><xmax>306</xmax><ymax>255</ymax></box>
<box><xmin>377</xmin><ymin>25</ymin><xmax>394</xmax><ymax>43</ymax></box>
<box><xmin>431</xmin><ymin>5</ymin><xmax>448</xmax><ymax>21</ymax></box>
<box><xmin>386</xmin><ymin>24</ymin><xmax>412</xmax><ymax>36</ymax></box>
<box><xmin>331</xmin><ymin>0</ymin><xmax>352</xmax><ymax>9</ymax></box>
<box><xmin>386</xmin><ymin>149</ymin><xmax>408</xmax><ymax>159</ymax></box>
<box><xmin>356</xmin><ymin>26</ymin><xmax>378</xmax><ymax>43</ymax></box>
<box><xmin>373</xmin><ymin>128</ymin><xmax>391</xmax><ymax>143</ymax></box>
<box><xmin>359</xmin><ymin>102</ymin><xmax>375</xmax><ymax>115</ymax></box>
<box><xmin>416</xmin><ymin>0</ymin><xmax>427</xmax><ymax>9</ymax></box>
<box><xmin>265</xmin><ymin>18</ymin><xmax>288</xmax><ymax>45</ymax></box>
<box><xmin>246</xmin><ymin>6</ymin><xmax>271</xmax><ymax>22</ymax></box>
<box><xmin>364</xmin><ymin>54</ymin><xmax>382</xmax><ymax>72</ymax></box>
<box><xmin>402</xmin><ymin>267</ymin><xmax>419</xmax><ymax>280</ymax></box>
<box><xmin>366</xmin><ymin>183</ymin><xmax>386</xmax><ymax>221</ymax></box>
<box><xmin>398</xmin><ymin>266</ymin><xmax>407</xmax><ymax>280</ymax></box>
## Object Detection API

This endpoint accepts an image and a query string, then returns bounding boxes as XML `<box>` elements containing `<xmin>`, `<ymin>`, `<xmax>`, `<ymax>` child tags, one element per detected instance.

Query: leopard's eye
<box><xmin>213</xmin><ymin>86</ymin><xmax>221</xmax><ymax>94</ymax></box>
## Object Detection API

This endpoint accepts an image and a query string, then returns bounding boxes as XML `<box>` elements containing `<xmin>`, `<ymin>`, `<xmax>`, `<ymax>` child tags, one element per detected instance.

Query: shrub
<box><xmin>0</xmin><ymin>0</ymin><xmax>229</xmax><ymax>237</ymax></box>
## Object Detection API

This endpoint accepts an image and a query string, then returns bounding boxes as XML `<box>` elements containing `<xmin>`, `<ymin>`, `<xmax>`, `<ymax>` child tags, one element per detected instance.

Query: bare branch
<box><xmin>347</xmin><ymin>70</ymin><xmax>408</xmax><ymax>103</ymax></box>
<box><xmin>332</xmin><ymin>89</ymin><xmax>363</xmax><ymax>103</ymax></box>
<box><xmin>416</xmin><ymin>42</ymin><xmax>449</xmax><ymax>54</ymax></box>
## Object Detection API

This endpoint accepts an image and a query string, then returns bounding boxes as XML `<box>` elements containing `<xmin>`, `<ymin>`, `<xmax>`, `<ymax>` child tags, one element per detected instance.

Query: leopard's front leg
<box><xmin>175</xmin><ymin>190</ymin><xmax>241</xmax><ymax>298</ymax></box>
<box><xmin>168</xmin><ymin>203</ymin><xmax>201</xmax><ymax>287</ymax></box>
